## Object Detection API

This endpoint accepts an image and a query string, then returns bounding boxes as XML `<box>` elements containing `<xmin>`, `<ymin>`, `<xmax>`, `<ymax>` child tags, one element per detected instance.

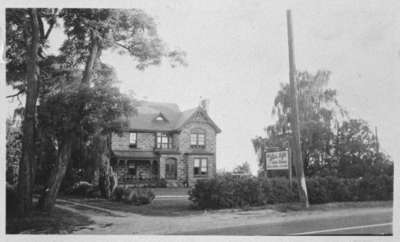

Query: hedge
<box><xmin>112</xmin><ymin>187</ymin><xmax>155</xmax><ymax>205</ymax></box>
<box><xmin>189</xmin><ymin>174</ymin><xmax>393</xmax><ymax>209</ymax></box>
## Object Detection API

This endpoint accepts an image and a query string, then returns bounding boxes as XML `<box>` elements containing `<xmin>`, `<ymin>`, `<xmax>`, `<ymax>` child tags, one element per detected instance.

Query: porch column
<box><xmin>159</xmin><ymin>156</ymin><xmax>166</xmax><ymax>179</ymax></box>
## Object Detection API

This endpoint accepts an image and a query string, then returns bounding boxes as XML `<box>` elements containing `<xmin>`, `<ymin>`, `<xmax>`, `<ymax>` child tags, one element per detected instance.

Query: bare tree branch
<box><xmin>6</xmin><ymin>89</ymin><xmax>24</xmax><ymax>98</ymax></box>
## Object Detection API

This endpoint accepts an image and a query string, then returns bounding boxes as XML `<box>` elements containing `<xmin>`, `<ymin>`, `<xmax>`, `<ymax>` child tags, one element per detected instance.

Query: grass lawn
<box><xmin>6</xmin><ymin>206</ymin><xmax>94</xmax><ymax>234</ymax></box>
<box><xmin>64</xmin><ymin>197</ymin><xmax>202</xmax><ymax>217</ymax></box>
<box><xmin>243</xmin><ymin>200</ymin><xmax>394</xmax><ymax>213</ymax></box>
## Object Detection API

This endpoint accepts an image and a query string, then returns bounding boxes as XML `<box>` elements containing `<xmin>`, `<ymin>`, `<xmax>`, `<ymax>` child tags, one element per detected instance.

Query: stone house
<box><xmin>111</xmin><ymin>101</ymin><xmax>221</xmax><ymax>187</ymax></box>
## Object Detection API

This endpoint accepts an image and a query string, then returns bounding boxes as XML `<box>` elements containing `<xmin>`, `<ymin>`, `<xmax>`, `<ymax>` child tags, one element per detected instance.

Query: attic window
<box><xmin>154</xmin><ymin>113</ymin><xmax>167</xmax><ymax>122</ymax></box>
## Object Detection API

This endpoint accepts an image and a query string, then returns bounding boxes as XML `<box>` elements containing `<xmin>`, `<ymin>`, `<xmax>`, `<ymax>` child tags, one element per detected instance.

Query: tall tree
<box><xmin>254</xmin><ymin>70</ymin><xmax>393</xmax><ymax>178</ymax></box>
<box><xmin>61</xmin><ymin>8</ymin><xmax>185</xmax><ymax>197</ymax></box>
<box><xmin>38</xmin><ymin>8</ymin><xmax>186</xmax><ymax>210</ymax></box>
<box><xmin>6</xmin><ymin>8</ymin><xmax>58</xmax><ymax>216</ymax></box>
<box><xmin>37</xmin><ymin>63</ymin><xmax>134</xmax><ymax>210</ymax></box>
<box><xmin>254</xmin><ymin>70</ymin><xmax>345</xmax><ymax>176</ymax></box>
<box><xmin>336</xmin><ymin>119</ymin><xmax>392</xmax><ymax>178</ymax></box>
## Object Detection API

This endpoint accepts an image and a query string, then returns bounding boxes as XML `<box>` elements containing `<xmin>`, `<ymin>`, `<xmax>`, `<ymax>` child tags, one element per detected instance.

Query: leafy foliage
<box><xmin>189</xmin><ymin>174</ymin><xmax>393</xmax><ymax>209</ymax></box>
<box><xmin>233</xmin><ymin>161</ymin><xmax>251</xmax><ymax>174</ymax></box>
<box><xmin>38</xmin><ymin>64</ymin><xmax>134</xmax><ymax>140</ymax></box>
<box><xmin>59</xmin><ymin>8</ymin><xmax>186</xmax><ymax>70</ymax></box>
<box><xmin>6</xmin><ymin>119</ymin><xmax>22</xmax><ymax>184</ymax></box>
<box><xmin>113</xmin><ymin>187</ymin><xmax>155</xmax><ymax>205</ymax></box>
<box><xmin>254</xmin><ymin>70</ymin><xmax>393</xmax><ymax>178</ymax></box>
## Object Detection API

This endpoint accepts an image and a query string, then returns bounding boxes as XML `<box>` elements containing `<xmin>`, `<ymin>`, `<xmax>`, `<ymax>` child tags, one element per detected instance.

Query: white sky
<box><xmin>5</xmin><ymin>0</ymin><xmax>400</xmax><ymax>174</ymax></box>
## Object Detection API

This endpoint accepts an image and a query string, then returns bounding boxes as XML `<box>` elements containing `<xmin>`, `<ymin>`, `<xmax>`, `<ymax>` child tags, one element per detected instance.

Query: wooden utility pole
<box><xmin>375</xmin><ymin>126</ymin><xmax>379</xmax><ymax>153</ymax></box>
<box><xmin>286</xmin><ymin>9</ymin><xmax>309</xmax><ymax>207</ymax></box>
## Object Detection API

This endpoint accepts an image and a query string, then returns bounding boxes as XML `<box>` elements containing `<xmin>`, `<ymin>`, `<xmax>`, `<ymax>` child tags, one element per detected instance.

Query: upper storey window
<box><xmin>156</xmin><ymin>132</ymin><xmax>172</xmax><ymax>149</ymax></box>
<box><xmin>129</xmin><ymin>132</ymin><xmax>137</xmax><ymax>148</ymax></box>
<box><xmin>190</xmin><ymin>129</ymin><xmax>206</xmax><ymax>148</ymax></box>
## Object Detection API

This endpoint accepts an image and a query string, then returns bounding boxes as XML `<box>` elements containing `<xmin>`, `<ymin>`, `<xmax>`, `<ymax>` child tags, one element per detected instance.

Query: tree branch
<box><xmin>6</xmin><ymin>89</ymin><xmax>24</xmax><ymax>98</ymax></box>
<box><xmin>38</xmin><ymin>14</ymin><xmax>45</xmax><ymax>41</ymax></box>
<box><xmin>44</xmin><ymin>22</ymin><xmax>55</xmax><ymax>40</ymax></box>
<box><xmin>114</xmin><ymin>42</ymin><xmax>130</xmax><ymax>51</ymax></box>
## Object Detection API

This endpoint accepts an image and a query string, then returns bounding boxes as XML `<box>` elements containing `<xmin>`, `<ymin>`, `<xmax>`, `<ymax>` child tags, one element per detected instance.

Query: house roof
<box><xmin>123</xmin><ymin>101</ymin><xmax>221</xmax><ymax>133</ymax></box>
<box><xmin>112</xmin><ymin>150</ymin><xmax>157</xmax><ymax>159</ymax></box>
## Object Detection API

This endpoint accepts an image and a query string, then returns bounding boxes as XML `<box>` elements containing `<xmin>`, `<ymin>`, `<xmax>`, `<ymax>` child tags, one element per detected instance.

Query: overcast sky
<box><xmin>5</xmin><ymin>0</ymin><xmax>400</xmax><ymax>174</ymax></box>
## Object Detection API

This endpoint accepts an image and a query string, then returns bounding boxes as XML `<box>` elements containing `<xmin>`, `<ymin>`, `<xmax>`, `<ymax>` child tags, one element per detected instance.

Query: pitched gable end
<box><xmin>179</xmin><ymin>108</ymin><xmax>221</xmax><ymax>133</ymax></box>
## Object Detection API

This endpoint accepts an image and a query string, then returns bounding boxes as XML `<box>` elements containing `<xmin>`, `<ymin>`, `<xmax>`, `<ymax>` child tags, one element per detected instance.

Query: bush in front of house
<box><xmin>63</xmin><ymin>181</ymin><xmax>101</xmax><ymax>198</ymax></box>
<box><xmin>260</xmin><ymin>177</ymin><xmax>298</xmax><ymax>204</ymax></box>
<box><xmin>357</xmin><ymin>175</ymin><xmax>393</xmax><ymax>201</ymax></box>
<box><xmin>112</xmin><ymin>187</ymin><xmax>155</xmax><ymax>205</ymax></box>
<box><xmin>189</xmin><ymin>174</ymin><xmax>393</xmax><ymax>209</ymax></box>
<box><xmin>189</xmin><ymin>174</ymin><xmax>267</xmax><ymax>209</ymax></box>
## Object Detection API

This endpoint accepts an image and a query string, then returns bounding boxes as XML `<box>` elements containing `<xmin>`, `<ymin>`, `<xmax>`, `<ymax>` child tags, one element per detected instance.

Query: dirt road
<box><xmin>56</xmin><ymin>198</ymin><xmax>392</xmax><ymax>235</ymax></box>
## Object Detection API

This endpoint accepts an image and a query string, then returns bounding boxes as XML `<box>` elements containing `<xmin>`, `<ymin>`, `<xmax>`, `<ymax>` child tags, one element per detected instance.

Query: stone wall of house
<box><xmin>178</xmin><ymin>121</ymin><xmax>216</xmax><ymax>154</ymax></box>
<box><xmin>111</xmin><ymin>132</ymin><xmax>155</xmax><ymax>151</ymax></box>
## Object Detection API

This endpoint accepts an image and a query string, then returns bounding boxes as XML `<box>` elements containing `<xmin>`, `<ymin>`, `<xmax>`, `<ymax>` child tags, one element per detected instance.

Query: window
<box><xmin>156</xmin><ymin>132</ymin><xmax>172</xmax><ymax>149</ymax></box>
<box><xmin>129</xmin><ymin>132</ymin><xmax>137</xmax><ymax>148</ymax></box>
<box><xmin>155</xmin><ymin>116</ymin><xmax>164</xmax><ymax>121</ymax></box>
<box><xmin>194</xmin><ymin>158</ymin><xmax>208</xmax><ymax>175</ymax></box>
<box><xmin>190</xmin><ymin>131</ymin><xmax>206</xmax><ymax>148</ymax></box>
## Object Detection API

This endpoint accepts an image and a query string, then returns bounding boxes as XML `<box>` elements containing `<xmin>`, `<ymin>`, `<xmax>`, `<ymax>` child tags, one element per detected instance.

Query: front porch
<box><xmin>112</xmin><ymin>150</ymin><xmax>186</xmax><ymax>187</ymax></box>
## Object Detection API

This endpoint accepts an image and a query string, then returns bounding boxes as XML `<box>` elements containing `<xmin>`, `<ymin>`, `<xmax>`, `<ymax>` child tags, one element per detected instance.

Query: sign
<box><xmin>266</xmin><ymin>150</ymin><xmax>289</xmax><ymax>170</ymax></box>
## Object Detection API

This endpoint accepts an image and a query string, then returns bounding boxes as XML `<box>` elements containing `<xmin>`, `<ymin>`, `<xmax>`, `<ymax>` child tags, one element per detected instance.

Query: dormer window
<box><xmin>190</xmin><ymin>129</ymin><xmax>206</xmax><ymax>148</ymax></box>
<box><xmin>129</xmin><ymin>132</ymin><xmax>137</xmax><ymax>148</ymax></box>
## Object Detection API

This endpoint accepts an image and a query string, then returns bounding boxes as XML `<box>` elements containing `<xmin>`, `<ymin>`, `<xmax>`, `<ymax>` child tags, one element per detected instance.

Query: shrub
<box><xmin>112</xmin><ymin>186</ymin><xmax>125</xmax><ymax>201</ymax></box>
<box><xmin>189</xmin><ymin>174</ymin><xmax>267</xmax><ymax>209</ymax></box>
<box><xmin>67</xmin><ymin>181</ymin><xmax>95</xmax><ymax>197</ymax></box>
<box><xmin>358</xmin><ymin>175</ymin><xmax>393</xmax><ymax>201</ymax></box>
<box><xmin>265</xmin><ymin>177</ymin><xmax>298</xmax><ymax>204</ymax></box>
<box><xmin>145</xmin><ymin>178</ymin><xmax>167</xmax><ymax>188</ymax></box>
<box><xmin>324</xmin><ymin>176</ymin><xmax>352</xmax><ymax>202</ymax></box>
<box><xmin>115</xmin><ymin>187</ymin><xmax>155</xmax><ymax>205</ymax></box>
<box><xmin>306</xmin><ymin>177</ymin><xmax>330</xmax><ymax>204</ymax></box>
<box><xmin>189</xmin><ymin>174</ymin><xmax>393</xmax><ymax>209</ymax></box>
<box><xmin>190</xmin><ymin>175</ymin><xmax>233</xmax><ymax>209</ymax></box>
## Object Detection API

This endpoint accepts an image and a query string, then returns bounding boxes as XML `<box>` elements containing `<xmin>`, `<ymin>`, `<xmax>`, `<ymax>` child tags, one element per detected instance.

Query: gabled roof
<box><xmin>123</xmin><ymin>101</ymin><xmax>221</xmax><ymax>133</ymax></box>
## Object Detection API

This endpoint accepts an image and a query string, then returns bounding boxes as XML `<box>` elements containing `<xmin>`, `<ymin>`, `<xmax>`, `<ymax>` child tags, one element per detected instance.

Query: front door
<box><xmin>165</xmin><ymin>158</ymin><xmax>177</xmax><ymax>179</ymax></box>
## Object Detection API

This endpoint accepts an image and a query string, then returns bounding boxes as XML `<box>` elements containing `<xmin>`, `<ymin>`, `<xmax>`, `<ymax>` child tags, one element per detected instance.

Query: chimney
<box><xmin>200</xmin><ymin>99</ymin><xmax>210</xmax><ymax>113</ymax></box>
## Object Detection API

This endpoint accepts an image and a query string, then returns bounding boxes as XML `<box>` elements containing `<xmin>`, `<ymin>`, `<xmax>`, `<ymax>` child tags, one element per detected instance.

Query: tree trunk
<box><xmin>17</xmin><ymin>9</ymin><xmax>40</xmax><ymax>217</ymax></box>
<box><xmin>92</xmin><ymin>134</ymin><xmax>115</xmax><ymax>199</ymax></box>
<box><xmin>82</xmin><ymin>31</ymin><xmax>100</xmax><ymax>84</ymax></box>
<box><xmin>38</xmin><ymin>134</ymin><xmax>74</xmax><ymax>211</ymax></box>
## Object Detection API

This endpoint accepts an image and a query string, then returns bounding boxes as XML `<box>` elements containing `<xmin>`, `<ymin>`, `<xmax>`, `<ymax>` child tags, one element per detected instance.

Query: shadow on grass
<box><xmin>6</xmin><ymin>206</ymin><xmax>94</xmax><ymax>234</ymax></box>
